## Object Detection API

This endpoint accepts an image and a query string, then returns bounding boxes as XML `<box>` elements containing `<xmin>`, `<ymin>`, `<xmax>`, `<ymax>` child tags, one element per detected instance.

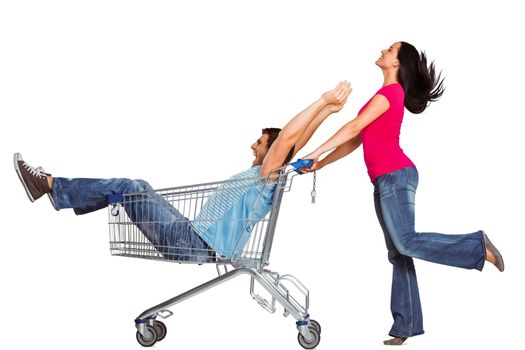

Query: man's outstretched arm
<box><xmin>290</xmin><ymin>98</ymin><xmax>350</xmax><ymax>160</ymax></box>
<box><xmin>260</xmin><ymin>81</ymin><xmax>352</xmax><ymax>178</ymax></box>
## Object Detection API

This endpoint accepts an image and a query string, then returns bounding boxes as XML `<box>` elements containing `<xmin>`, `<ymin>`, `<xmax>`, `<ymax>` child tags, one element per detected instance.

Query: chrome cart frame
<box><xmin>107</xmin><ymin>163</ymin><xmax>320</xmax><ymax>349</ymax></box>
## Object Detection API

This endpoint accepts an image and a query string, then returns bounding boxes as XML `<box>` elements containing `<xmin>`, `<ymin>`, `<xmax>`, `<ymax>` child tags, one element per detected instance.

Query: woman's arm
<box><xmin>317</xmin><ymin>136</ymin><xmax>362</xmax><ymax>170</ymax></box>
<box><xmin>302</xmin><ymin>93</ymin><xmax>389</xmax><ymax>168</ymax></box>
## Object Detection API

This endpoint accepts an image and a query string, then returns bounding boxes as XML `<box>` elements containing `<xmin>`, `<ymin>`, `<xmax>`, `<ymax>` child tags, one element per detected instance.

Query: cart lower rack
<box><xmin>107</xmin><ymin>162</ymin><xmax>320</xmax><ymax>349</ymax></box>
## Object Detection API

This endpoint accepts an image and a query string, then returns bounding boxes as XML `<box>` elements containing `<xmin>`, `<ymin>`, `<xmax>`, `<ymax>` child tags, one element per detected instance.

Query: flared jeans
<box><xmin>373</xmin><ymin>166</ymin><xmax>485</xmax><ymax>337</ymax></box>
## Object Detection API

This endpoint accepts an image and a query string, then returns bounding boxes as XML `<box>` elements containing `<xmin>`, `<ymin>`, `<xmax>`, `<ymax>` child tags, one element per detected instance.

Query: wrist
<box><xmin>318</xmin><ymin>95</ymin><xmax>330</xmax><ymax>108</ymax></box>
<box><xmin>312</xmin><ymin>149</ymin><xmax>322</xmax><ymax>160</ymax></box>
<box><xmin>319</xmin><ymin>105</ymin><xmax>333</xmax><ymax>117</ymax></box>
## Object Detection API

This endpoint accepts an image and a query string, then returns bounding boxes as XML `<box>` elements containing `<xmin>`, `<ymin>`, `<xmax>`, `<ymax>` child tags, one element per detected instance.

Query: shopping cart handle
<box><xmin>289</xmin><ymin>159</ymin><xmax>314</xmax><ymax>174</ymax></box>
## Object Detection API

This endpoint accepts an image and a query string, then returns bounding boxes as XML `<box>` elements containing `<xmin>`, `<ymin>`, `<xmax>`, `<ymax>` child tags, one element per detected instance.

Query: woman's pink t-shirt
<box><xmin>359</xmin><ymin>83</ymin><xmax>415</xmax><ymax>182</ymax></box>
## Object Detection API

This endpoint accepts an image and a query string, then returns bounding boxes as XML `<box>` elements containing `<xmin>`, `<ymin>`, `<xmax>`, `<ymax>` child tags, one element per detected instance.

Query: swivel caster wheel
<box><xmin>136</xmin><ymin>325</ymin><xmax>158</xmax><ymax>347</ymax></box>
<box><xmin>297</xmin><ymin>326</ymin><xmax>320</xmax><ymax>349</ymax></box>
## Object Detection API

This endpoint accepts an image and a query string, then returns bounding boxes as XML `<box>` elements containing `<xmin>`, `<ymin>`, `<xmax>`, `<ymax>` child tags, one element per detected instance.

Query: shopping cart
<box><xmin>107</xmin><ymin>160</ymin><xmax>321</xmax><ymax>349</ymax></box>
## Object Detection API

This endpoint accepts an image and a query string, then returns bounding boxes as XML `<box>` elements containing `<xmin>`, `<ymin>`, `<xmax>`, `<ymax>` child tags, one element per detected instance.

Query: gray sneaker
<box><xmin>13</xmin><ymin>153</ymin><xmax>52</xmax><ymax>202</ymax></box>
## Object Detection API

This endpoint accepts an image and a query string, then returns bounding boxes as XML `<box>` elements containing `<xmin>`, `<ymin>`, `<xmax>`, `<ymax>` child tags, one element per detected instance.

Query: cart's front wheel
<box><xmin>154</xmin><ymin>320</ymin><xmax>167</xmax><ymax>342</ymax></box>
<box><xmin>297</xmin><ymin>327</ymin><xmax>320</xmax><ymax>349</ymax></box>
<box><xmin>136</xmin><ymin>325</ymin><xmax>157</xmax><ymax>347</ymax></box>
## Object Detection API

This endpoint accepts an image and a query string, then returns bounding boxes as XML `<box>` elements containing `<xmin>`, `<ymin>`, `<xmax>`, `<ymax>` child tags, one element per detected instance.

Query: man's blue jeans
<box><xmin>51</xmin><ymin>177</ymin><xmax>214</xmax><ymax>262</ymax></box>
<box><xmin>373</xmin><ymin>166</ymin><xmax>485</xmax><ymax>338</ymax></box>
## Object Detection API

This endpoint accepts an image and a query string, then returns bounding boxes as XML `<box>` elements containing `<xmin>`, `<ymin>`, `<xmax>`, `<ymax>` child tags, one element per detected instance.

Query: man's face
<box><xmin>251</xmin><ymin>133</ymin><xmax>269</xmax><ymax>166</ymax></box>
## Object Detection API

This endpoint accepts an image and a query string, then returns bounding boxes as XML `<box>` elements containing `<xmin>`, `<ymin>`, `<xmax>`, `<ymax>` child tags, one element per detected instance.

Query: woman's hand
<box><xmin>299</xmin><ymin>152</ymin><xmax>321</xmax><ymax>173</ymax></box>
<box><xmin>300</xmin><ymin>160</ymin><xmax>321</xmax><ymax>173</ymax></box>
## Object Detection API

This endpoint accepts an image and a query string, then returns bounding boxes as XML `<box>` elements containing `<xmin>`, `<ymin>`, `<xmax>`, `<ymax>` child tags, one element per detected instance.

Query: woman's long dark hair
<box><xmin>397</xmin><ymin>42</ymin><xmax>445</xmax><ymax>114</ymax></box>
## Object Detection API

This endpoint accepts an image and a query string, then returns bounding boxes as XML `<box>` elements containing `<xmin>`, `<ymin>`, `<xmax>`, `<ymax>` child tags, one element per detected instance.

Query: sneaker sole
<box><xmin>13</xmin><ymin>153</ymin><xmax>36</xmax><ymax>202</ymax></box>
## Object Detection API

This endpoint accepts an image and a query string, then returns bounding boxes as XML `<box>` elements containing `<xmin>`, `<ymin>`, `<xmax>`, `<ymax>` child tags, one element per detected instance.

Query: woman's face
<box><xmin>376</xmin><ymin>42</ymin><xmax>401</xmax><ymax>69</ymax></box>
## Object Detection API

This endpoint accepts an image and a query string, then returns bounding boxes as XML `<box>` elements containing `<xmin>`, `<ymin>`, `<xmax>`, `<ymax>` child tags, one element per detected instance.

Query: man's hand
<box><xmin>321</xmin><ymin>81</ymin><xmax>352</xmax><ymax>107</ymax></box>
<box><xmin>261</xmin><ymin>80</ymin><xmax>352</xmax><ymax>178</ymax></box>
<box><xmin>324</xmin><ymin>99</ymin><xmax>348</xmax><ymax>114</ymax></box>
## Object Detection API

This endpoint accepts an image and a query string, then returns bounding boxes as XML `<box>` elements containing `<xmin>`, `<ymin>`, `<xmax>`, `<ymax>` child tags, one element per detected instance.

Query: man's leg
<box><xmin>52</xmin><ymin>177</ymin><xmax>147</xmax><ymax>214</ymax></box>
<box><xmin>14</xmin><ymin>153</ymin><xmax>213</xmax><ymax>261</ymax></box>
<box><xmin>53</xmin><ymin>176</ymin><xmax>213</xmax><ymax>260</ymax></box>
<box><xmin>122</xmin><ymin>190</ymin><xmax>213</xmax><ymax>262</ymax></box>
<box><xmin>14</xmin><ymin>152</ymin><xmax>143</xmax><ymax>214</ymax></box>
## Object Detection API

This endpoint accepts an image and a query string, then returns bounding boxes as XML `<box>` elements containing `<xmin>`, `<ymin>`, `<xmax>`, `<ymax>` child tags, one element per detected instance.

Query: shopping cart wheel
<box><xmin>297</xmin><ymin>327</ymin><xmax>320</xmax><ymax>349</ymax></box>
<box><xmin>136</xmin><ymin>325</ymin><xmax>158</xmax><ymax>347</ymax></box>
<box><xmin>309</xmin><ymin>319</ymin><xmax>321</xmax><ymax>334</ymax></box>
<box><xmin>153</xmin><ymin>320</ymin><xmax>167</xmax><ymax>342</ymax></box>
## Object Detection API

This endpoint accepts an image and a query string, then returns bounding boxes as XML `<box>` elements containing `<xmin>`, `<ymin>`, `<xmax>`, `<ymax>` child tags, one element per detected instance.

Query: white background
<box><xmin>1</xmin><ymin>1</ymin><xmax>523</xmax><ymax>349</ymax></box>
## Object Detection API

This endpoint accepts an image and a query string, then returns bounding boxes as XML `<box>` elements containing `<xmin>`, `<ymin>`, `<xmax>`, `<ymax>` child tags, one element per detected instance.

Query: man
<box><xmin>14</xmin><ymin>81</ymin><xmax>352</xmax><ymax>261</ymax></box>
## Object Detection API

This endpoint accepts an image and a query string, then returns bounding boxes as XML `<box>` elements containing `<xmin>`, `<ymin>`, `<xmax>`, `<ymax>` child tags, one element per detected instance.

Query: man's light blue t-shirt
<box><xmin>190</xmin><ymin>166</ymin><xmax>276</xmax><ymax>258</ymax></box>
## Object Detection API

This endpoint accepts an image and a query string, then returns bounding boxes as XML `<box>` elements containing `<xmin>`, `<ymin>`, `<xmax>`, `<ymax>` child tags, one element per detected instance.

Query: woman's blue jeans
<box><xmin>51</xmin><ymin>177</ymin><xmax>214</xmax><ymax>262</ymax></box>
<box><xmin>373</xmin><ymin>166</ymin><xmax>486</xmax><ymax>338</ymax></box>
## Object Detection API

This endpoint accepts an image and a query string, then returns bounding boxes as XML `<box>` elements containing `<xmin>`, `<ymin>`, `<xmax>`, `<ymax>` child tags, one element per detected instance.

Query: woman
<box><xmin>302</xmin><ymin>42</ymin><xmax>504</xmax><ymax>345</ymax></box>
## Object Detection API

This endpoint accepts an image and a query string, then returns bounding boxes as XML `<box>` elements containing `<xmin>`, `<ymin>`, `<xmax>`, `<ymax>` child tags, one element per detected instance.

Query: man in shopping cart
<box><xmin>14</xmin><ymin>82</ymin><xmax>352</xmax><ymax>261</ymax></box>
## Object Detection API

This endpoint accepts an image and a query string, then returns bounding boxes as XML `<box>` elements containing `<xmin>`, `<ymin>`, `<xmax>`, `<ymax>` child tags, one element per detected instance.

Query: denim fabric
<box><xmin>373</xmin><ymin>166</ymin><xmax>485</xmax><ymax>337</ymax></box>
<box><xmin>51</xmin><ymin>177</ymin><xmax>214</xmax><ymax>262</ymax></box>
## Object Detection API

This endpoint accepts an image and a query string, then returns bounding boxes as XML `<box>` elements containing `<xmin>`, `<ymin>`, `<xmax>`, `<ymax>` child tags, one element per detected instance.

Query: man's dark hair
<box><xmin>262</xmin><ymin>128</ymin><xmax>295</xmax><ymax>165</ymax></box>
<box><xmin>262</xmin><ymin>128</ymin><xmax>281</xmax><ymax>149</ymax></box>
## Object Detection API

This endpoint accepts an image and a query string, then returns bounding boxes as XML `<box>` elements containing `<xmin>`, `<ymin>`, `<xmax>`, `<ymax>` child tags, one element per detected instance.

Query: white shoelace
<box><xmin>23</xmin><ymin>163</ymin><xmax>46</xmax><ymax>179</ymax></box>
